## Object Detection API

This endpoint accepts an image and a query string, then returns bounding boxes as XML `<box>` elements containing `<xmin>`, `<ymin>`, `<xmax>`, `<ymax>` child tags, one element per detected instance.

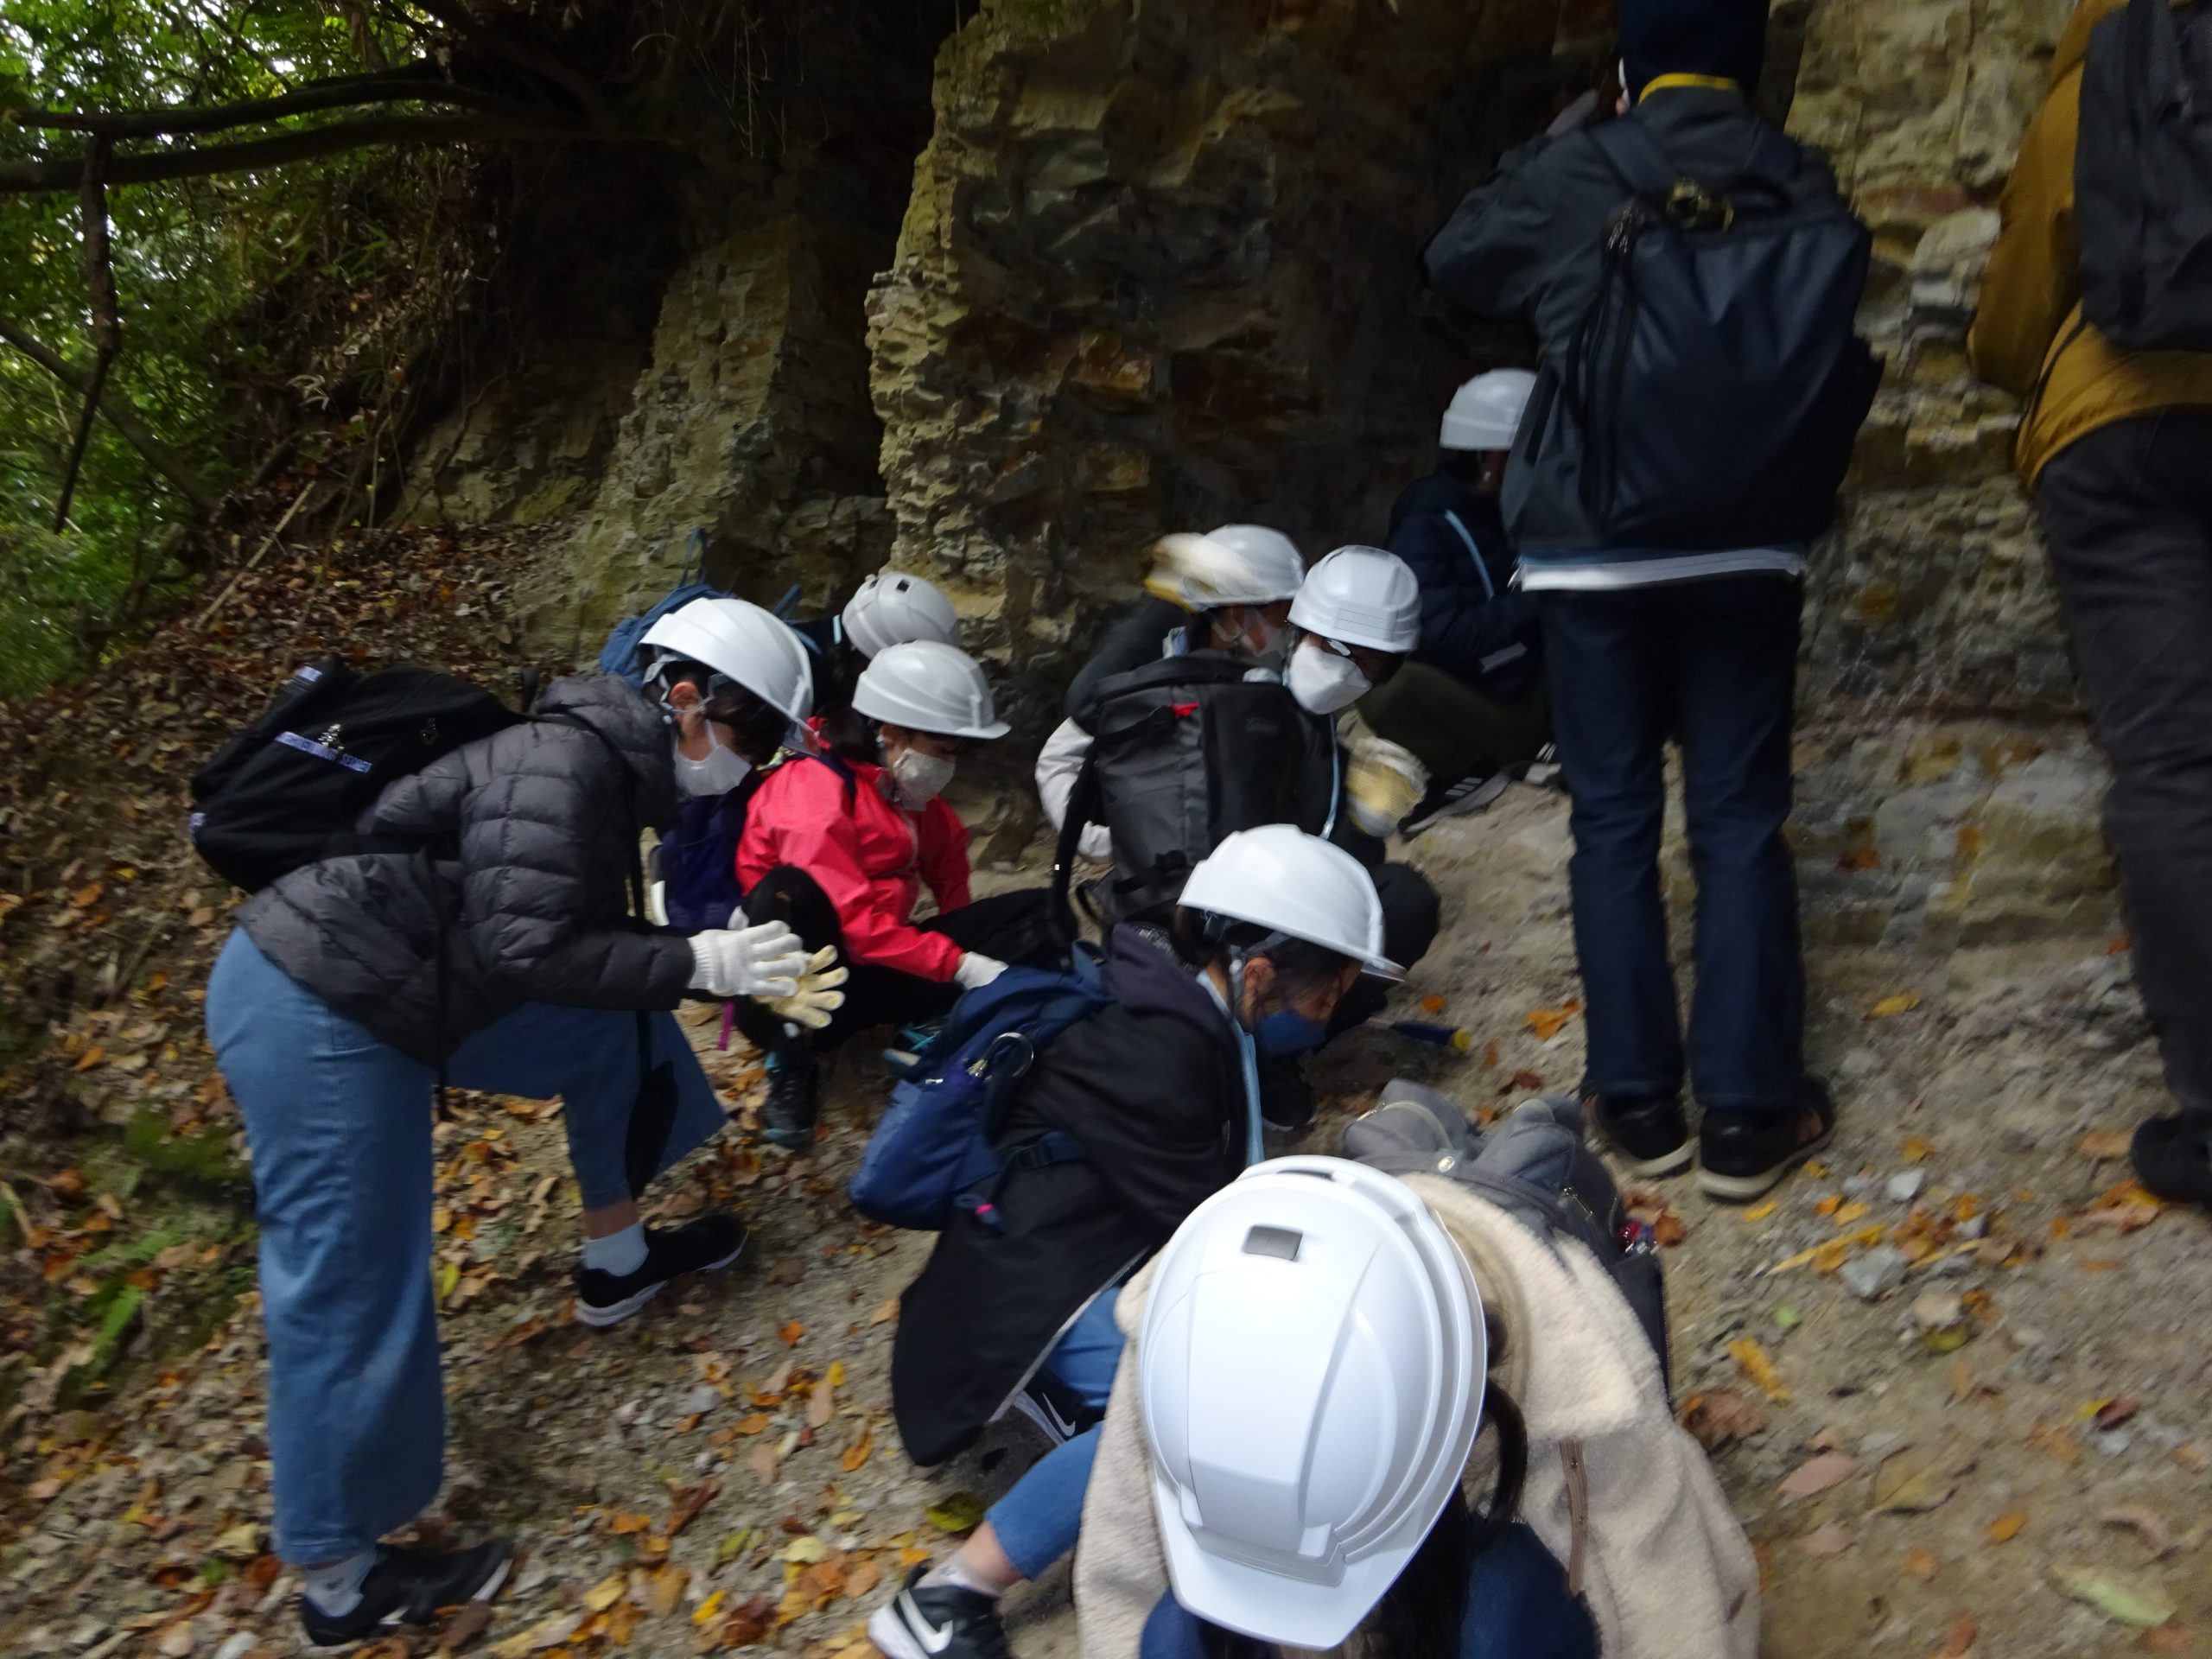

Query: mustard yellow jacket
<box><xmin>1968</xmin><ymin>0</ymin><xmax>2212</xmax><ymax>484</ymax></box>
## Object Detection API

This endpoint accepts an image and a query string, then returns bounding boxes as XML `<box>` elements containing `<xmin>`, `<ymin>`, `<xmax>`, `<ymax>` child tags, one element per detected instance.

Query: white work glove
<box><xmin>1346</xmin><ymin>737</ymin><xmax>1429</xmax><ymax>838</ymax></box>
<box><xmin>686</xmin><ymin>919</ymin><xmax>809</xmax><ymax>998</ymax></box>
<box><xmin>953</xmin><ymin>951</ymin><xmax>1009</xmax><ymax>992</ymax></box>
<box><xmin>645</xmin><ymin>880</ymin><xmax>670</xmax><ymax>929</ymax></box>
<box><xmin>762</xmin><ymin>948</ymin><xmax>850</xmax><ymax>1031</ymax></box>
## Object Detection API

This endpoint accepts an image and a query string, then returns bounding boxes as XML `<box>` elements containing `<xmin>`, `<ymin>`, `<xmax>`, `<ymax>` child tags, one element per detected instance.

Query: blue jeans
<box><xmin>1539</xmin><ymin>576</ymin><xmax>1806</xmax><ymax>1116</ymax></box>
<box><xmin>205</xmin><ymin>930</ymin><xmax>727</xmax><ymax>1562</ymax></box>
<box><xmin>985</xmin><ymin>1289</ymin><xmax>1122</xmax><ymax>1580</ymax></box>
<box><xmin>1138</xmin><ymin>1522</ymin><xmax>1599</xmax><ymax>1659</ymax></box>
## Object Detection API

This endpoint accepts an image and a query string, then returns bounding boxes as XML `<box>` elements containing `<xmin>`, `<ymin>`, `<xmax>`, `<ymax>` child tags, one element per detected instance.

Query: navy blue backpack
<box><xmin>597</xmin><ymin>529</ymin><xmax>725</xmax><ymax>688</ymax></box>
<box><xmin>849</xmin><ymin>955</ymin><xmax>1111</xmax><ymax>1231</ymax></box>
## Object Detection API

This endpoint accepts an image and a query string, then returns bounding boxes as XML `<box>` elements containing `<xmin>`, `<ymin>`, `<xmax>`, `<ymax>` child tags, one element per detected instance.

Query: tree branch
<box><xmin>0</xmin><ymin>315</ymin><xmax>217</xmax><ymax>514</ymax></box>
<box><xmin>54</xmin><ymin>143</ymin><xmax>120</xmax><ymax>530</ymax></box>
<box><xmin>0</xmin><ymin>111</ymin><xmax>607</xmax><ymax>195</ymax></box>
<box><xmin>404</xmin><ymin>0</ymin><xmax>614</xmax><ymax>128</ymax></box>
<box><xmin>9</xmin><ymin>67</ymin><xmax>549</xmax><ymax>137</ymax></box>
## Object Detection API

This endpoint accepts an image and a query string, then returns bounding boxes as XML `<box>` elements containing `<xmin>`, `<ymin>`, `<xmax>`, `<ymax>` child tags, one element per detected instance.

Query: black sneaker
<box><xmin>573</xmin><ymin>1213</ymin><xmax>747</xmax><ymax>1327</ymax></box>
<box><xmin>1697</xmin><ymin>1081</ymin><xmax>1837</xmax><ymax>1202</ymax></box>
<box><xmin>299</xmin><ymin>1538</ymin><xmax>512</xmax><ymax>1649</ymax></box>
<box><xmin>1400</xmin><ymin>766</ymin><xmax>1512</xmax><ymax>838</ymax></box>
<box><xmin>1007</xmin><ymin>1370</ymin><xmax>1103</xmax><ymax>1447</ymax></box>
<box><xmin>1589</xmin><ymin>1094</ymin><xmax>1693</xmax><ymax>1178</ymax></box>
<box><xmin>2132</xmin><ymin>1112</ymin><xmax>2212</xmax><ymax>1209</ymax></box>
<box><xmin>868</xmin><ymin>1567</ymin><xmax>1011</xmax><ymax>1659</ymax></box>
<box><xmin>761</xmin><ymin>1047</ymin><xmax>820</xmax><ymax>1153</ymax></box>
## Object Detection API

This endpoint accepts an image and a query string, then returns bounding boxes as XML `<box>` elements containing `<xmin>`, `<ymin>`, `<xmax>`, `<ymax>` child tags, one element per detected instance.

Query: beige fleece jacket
<box><xmin>1073</xmin><ymin>1174</ymin><xmax>1759</xmax><ymax>1659</ymax></box>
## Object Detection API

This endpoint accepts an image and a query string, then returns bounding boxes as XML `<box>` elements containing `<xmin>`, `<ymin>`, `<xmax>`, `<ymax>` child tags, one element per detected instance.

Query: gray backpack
<box><xmin>1344</xmin><ymin>1084</ymin><xmax>1670</xmax><ymax>1392</ymax></box>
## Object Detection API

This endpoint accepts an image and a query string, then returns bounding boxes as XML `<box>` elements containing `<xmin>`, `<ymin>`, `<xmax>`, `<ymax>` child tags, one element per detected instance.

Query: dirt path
<box><xmin>6</xmin><ymin>772</ymin><xmax>2209</xmax><ymax>1659</ymax></box>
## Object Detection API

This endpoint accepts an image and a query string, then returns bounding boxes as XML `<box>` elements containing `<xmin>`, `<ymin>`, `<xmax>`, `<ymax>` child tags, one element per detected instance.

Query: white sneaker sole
<box><xmin>1615</xmin><ymin>1140</ymin><xmax>1694</xmax><ymax>1179</ymax></box>
<box><xmin>1402</xmin><ymin>772</ymin><xmax>1513</xmax><ymax>838</ymax></box>
<box><xmin>305</xmin><ymin>1550</ymin><xmax>512</xmax><ymax>1651</ymax></box>
<box><xmin>867</xmin><ymin>1599</ymin><xmax>931</xmax><ymax>1659</ymax></box>
<box><xmin>1697</xmin><ymin>1123</ymin><xmax>1835</xmax><ymax>1203</ymax></box>
<box><xmin>572</xmin><ymin>1236</ymin><xmax>747</xmax><ymax>1328</ymax></box>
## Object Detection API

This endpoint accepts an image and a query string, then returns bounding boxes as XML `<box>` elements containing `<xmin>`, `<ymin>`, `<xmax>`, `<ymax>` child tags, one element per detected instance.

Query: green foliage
<box><xmin>0</xmin><ymin>2</ymin><xmax>461</xmax><ymax>698</ymax></box>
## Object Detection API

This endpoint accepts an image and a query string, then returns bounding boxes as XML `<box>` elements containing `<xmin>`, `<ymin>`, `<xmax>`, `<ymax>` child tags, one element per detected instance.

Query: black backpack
<box><xmin>1504</xmin><ymin>118</ymin><xmax>1880</xmax><ymax>554</ymax></box>
<box><xmin>1052</xmin><ymin>653</ymin><xmax>1338</xmax><ymax>927</ymax></box>
<box><xmin>2077</xmin><ymin>0</ymin><xmax>2212</xmax><ymax>351</ymax></box>
<box><xmin>188</xmin><ymin>658</ymin><xmax>526</xmax><ymax>893</ymax></box>
<box><xmin>1344</xmin><ymin>1084</ymin><xmax>1671</xmax><ymax>1393</ymax></box>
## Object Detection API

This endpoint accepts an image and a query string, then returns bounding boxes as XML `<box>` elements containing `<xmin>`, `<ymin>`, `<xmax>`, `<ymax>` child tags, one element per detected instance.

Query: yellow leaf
<box><xmin>1742</xmin><ymin>1198</ymin><xmax>1779</xmax><ymax>1222</ymax></box>
<box><xmin>650</xmin><ymin>1566</ymin><xmax>690</xmax><ymax>1618</ymax></box>
<box><xmin>840</xmin><ymin>1430</ymin><xmax>874</xmax><ymax>1473</ymax></box>
<box><xmin>690</xmin><ymin>1592</ymin><xmax>726</xmax><ymax>1629</ymax></box>
<box><xmin>435</xmin><ymin>1259</ymin><xmax>461</xmax><ymax>1303</ymax></box>
<box><xmin>1728</xmin><ymin>1337</ymin><xmax>1790</xmax><ymax>1403</ymax></box>
<box><xmin>1524</xmin><ymin>1005</ymin><xmax>1579</xmax><ymax>1042</ymax></box>
<box><xmin>827</xmin><ymin>1360</ymin><xmax>847</xmax><ymax>1387</ymax></box>
<box><xmin>1988</xmin><ymin>1510</ymin><xmax>2028</xmax><ymax>1542</ymax></box>
<box><xmin>583</xmin><ymin>1573</ymin><xmax>627</xmax><ymax>1613</ymax></box>
<box><xmin>1832</xmin><ymin>1200</ymin><xmax>1870</xmax><ymax>1226</ymax></box>
<box><xmin>1868</xmin><ymin>992</ymin><xmax>1922</xmax><ymax>1018</ymax></box>
<box><xmin>783</xmin><ymin>1535</ymin><xmax>830</xmax><ymax>1566</ymax></box>
<box><xmin>925</xmin><ymin>1493</ymin><xmax>988</xmax><ymax>1534</ymax></box>
<box><xmin>1901</xmin><ymin>1135</ymin><xmax>1936</xmax><ymax>1165</ymax></box>
<box><xmin>735</xmin><ymin>1414</ymin><xmax>772</xmax><ymax>1436</ymax></box>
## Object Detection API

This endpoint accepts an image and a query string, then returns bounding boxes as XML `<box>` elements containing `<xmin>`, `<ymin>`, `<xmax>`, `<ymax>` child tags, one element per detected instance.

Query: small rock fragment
<box><xmin>682</xmin><ymin>1383</ymin><xmax>721</xmax><ymax>1418</ymax></box>
<box><xmin>1840</xmin><ymin>1246</ymin><xmax>1910</xmax><ymax>1301</ymax></box>
<box><xmin>1885</xmin><ymin>1170</ymin><xmax>1926</xmax><ymax>1204</ymax></box>
<box><xmin>1955</xmin><ymin>1213</ymin><xmax>1987</xmax><ymax>1240</ymax></box>
<box><xmin>1857</xmin><ymin>1429</ymin><xmax>1906</xmax><ymax>1460</ymax></box>
<box><xmin>1910</xmin><ymin>1290</ymin><xmax>1965</xmax><ymax>1332</ymax></box>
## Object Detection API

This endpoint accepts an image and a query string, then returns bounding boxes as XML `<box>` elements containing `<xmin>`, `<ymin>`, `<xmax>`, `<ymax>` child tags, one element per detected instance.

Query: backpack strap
<box><xmin>770</xmin><ymin>747</ymin><xmax>860</xmax><ymax>807</ymax></box>
<box><xmin>1443</xmin><ymin>511</ymin><xmax>1499</xmax><ymax>599</ymax></box>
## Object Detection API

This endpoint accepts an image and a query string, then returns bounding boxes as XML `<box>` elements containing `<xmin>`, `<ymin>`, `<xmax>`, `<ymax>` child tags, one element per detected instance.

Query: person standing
<box><xmin>1971</xmin><ymin>0</ymin><xmax>2212</xmax><ymax>1211</ymax></box>
<box><xmin>1425</xmin><ymin>0</ymin><xmax>1866</xmax><ymax>1199</ymax></box>
<box><xmin>1365</xmin><ymin>369</ymin><xmax>1551</xmax><ymax>836</ymax></box>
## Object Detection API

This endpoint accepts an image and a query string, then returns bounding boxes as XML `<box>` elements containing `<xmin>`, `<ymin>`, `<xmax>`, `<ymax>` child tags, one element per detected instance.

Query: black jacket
<box><xmin>891</xmin><ymin>925</ymin><xmax>1243</xmax><ymax>1466</ymax></box>
<box><xmin>1385</xmin><ymin>474</ymin><xmax>1540</xmax><ymax>702</ymax></box>
<box><xmin>1424</xmin><ymin>88</ymin><xmax>1840</xmax><ymax>346</ymax></box>
<box><xmin>238</xmin><ymin>676</ymin><xmax>694</xmax><ymax>1065</ymax></box>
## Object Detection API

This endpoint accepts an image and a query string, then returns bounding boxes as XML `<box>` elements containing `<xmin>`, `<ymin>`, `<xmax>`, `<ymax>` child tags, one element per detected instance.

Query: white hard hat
<box><xmin>1147</xmin><ymin>524</ymin><xmax>1306</xmax><ymax>611</ymax></box>
<box><xmin>640</xmin><ymin>596</ymin><xmax>814</xmax><ymax>723</ymax></box>
<box><xmin>1440</xmin><ymin>368</ymin><xmax>1538</xmax><ymax>451</ymax></box>
<box><xmin>842</xmin><ymin>570</ymin><xmax>961</xmax><ymax>660</ymax></box>
<box><xmin>1288</xmin><ymin>546</ymin><xmax>1421</xmax><ymax>655</ymax></box>
<box><xmin>850</xmin><ymin>639</ymin><xmax>1010</xmax><ymax>740</ymax></box>
<box><xmin>1141</xmin><ymin>1157</ymin><xmax>1486</xmax><ymax>1649</ymax></box>
<box><xmin>1178</xmin><ymin>824</ymin><xmax>1402</xmax><ymax>979</ymax></box>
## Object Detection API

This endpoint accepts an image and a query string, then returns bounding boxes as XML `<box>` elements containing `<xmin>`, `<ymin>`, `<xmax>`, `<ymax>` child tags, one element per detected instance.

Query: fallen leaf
<box><xmin>608</xmin><ymin>1512</ymin><xmax>653</xmax><ymax>1535</ymax></box>
<box><xmin>1510</xmin><ymin>1068</ymin><xmax>1544</xmax><ymax>1092</ymax></box>
<box><xmin>736</xmin><ymin>1414</ymin><xmax>772</xmax><ymax>1436</ymax></box>
<box><xmin>2079</xmin><ymin>1128</ymin><xmax>2134</xmax><ymax>1161</ymax></box>
<box><xmin>1773</xmin><ymin>1303</ymin><xmax>1802</xmax><ymax>1332</ymax></box>
<box><xmin>1743</xmin><ymin>1198</ymin><xmax>1779</xmax><ymax>1222</ymax></box>
<box><xmin>584</xmin><ymin>1573</ymin><xmax>628</xmax><ymax>1613</ymax></box>
<box><xmin>1943</xmin><ymin>1612</ymin><xmax>1979</xmax><ymax>1655</ymax></box>
<box><xmin>845</xmin><ymin>1557</ymin><xmax>883</xmax><ymax>1600</ymax></box>
<box><xmin>2101</xmin><ymin>1505</ymin><xmax>2174</xmax><ymax>1559</ymax></box>
<box><xmin>1481</xmin><ymin>1039</ymin><xmax>1500</xmax><ymax>1069</ymax></box>
<box><xmin>2048</xmin><ymin>1566</ymin><xmax>2176</xmax><ymax>1628</ymax></box>
<box><xmin>2141</xmin><ymin>1625</ymin><xmax>2194</xmax><ymax>1655</ymax></box>
<box><xmin>840</xmin><ymin>1430</ymin><xmax>874</xmax><ymax>1472</ymax></box>
<box><xmin>1988</xmin><ymin>1511</ymin><xmax>2028</xmax><ymax>1542</ymax></box>
<box><xmin>1797</xmin><ymin>1522</ymin><xmax>1853</xmax><ymax>1557</ymax></box>
<box><xmin>669</xmin><ymin>1481</ymin><xmax>719</xmax><ymax>1536</ymax></box>
<box><xmin>650</xmin><ymin>1566</ymin><xmax>690</xmax><ymax>1618</ymax></box>
<box><xmin>925</xmin><ymin>1493</ymin><xmax>987</xmax><ymax>1535</ymax></box>
<box><xmin>1832</xmin><ymin>1199</ymin><xmax>1870</xmax><ymax>1226</ymax></box>
<box><xmin>870</xmin><ymin>1299</ymin><xmax>899</xmax><ymax>1326</ymax></box>
<box><xmin>1902</xmin><ymin>1135</ymin><xmax>1936</xmax><ymax>1164</ymax></box>
<box><xmin>2094</xmin><ymin>1396</ymin><xmax>2141</xmax><ymax>1431</ymax></box>
<box><xmin>1837</xmin><ymin>846</ymin><xmax>1879</xmax><ymax>871</ymax></box>
<box><xmin>784</xmin><ymin>1535</ymin><xmax>830</xmax><ymax>1566</ymax></box>
<box><xmin>808</xmin><ymin>1378</ymin><xmax>836</xmax><ymax>1429</ymax></box>
<box><xmin>1729</xmin><ymin>1337</ymin><xmax>1790</xmax><ymax>1402</ymax></box>
<box><xmin>1872</xmin><ymin>1447</ymin><xmax>1955</xmax><ymax>1513</ymax></box>
<box><xmin>1680</xmin><ymin>1389</ymin><xmax>1768</xmax><ymax>1452</ymax></box>
<box><xmin>779</xmin><ymin>1319</ymin><xmax>804</xmax><ymax>1346</ymax></box>
<box><xmin>1904</xmin><ymin>1548</ymin><xmax>1941</xmax><ymax>1581</ymax></box>
<box><xmin>1868</xmin><ymin>992</ymin><xmax>1922</xmax><ymax>1018</ymax></box>
<box><xmin>1778</xmin><ymin>1452</ymin><xmax>1859</xmax><ymax>1501</ymax></box>
<box><xmin>691</xmin><ymin>1591</ymin><xmax>726</xmax><ymax>1629</ymax></box>
<box><xmin>1420</xmin><ymin>995</ymin><xmax>1446</xmax><ymax>1014</ymax></box>
<box><xmin>439</xmin><ymin>1599</ymin><xmax>495</xmax><ymax>1654</ymax></box>
<box><xmin>1524</xmin><ymin>1005</ymin><xmax>1578</xmax><ymax>1042</ymax></box>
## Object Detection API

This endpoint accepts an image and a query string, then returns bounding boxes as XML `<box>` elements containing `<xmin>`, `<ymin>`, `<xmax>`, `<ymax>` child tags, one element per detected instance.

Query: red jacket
<box><xmin>736</xmin><ymin>755</ymin><xmax>973</xmax><ymax>981</ymax></box>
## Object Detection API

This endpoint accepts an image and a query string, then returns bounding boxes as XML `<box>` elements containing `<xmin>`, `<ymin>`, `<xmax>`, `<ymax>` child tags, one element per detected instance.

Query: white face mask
<box><xmin>886</xmin><ymin>744</ymin><xmax>957</xmax><ymax>808</ymax></box>
<box><xmin>1287</xmin><ymin>639</ymin><xmax>1371</xmax><ymax>715</ymax></box>
<box><xmin>673</xmin><ymin>730</ymin><xmax>753</xmax><ymax>797</ymax></box>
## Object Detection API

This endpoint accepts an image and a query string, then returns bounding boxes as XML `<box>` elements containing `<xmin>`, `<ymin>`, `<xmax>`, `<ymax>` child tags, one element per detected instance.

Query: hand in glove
<box><xmin>687</xmin><ymin>919</ymin><xmax>810</xmax><ymax>998</ymax></box>
<box><xmin>1346</xmin><ymin>737</ymin><xmax>1429</xmax><ymax>838</ymax></box>
<box><xmin>763</xmin><ymin>947</ymin><xmax>849</xmax><ymax>1030</ymax></box>
<box><xmin>953</xmin><ymin>951</ymin><xmax>1009</xmax><ymax>991</ymax></box>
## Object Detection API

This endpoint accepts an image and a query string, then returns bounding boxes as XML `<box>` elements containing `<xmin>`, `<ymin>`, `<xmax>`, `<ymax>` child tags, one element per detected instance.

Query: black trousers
<box><xmin>1331</xmin><ymin>861</ymin><xmax>1443</xmax><ymax>1036</ymax></box>
<box><xmin>734</xmin><ymin>865</ymin><xmax>1063</xmax><ymax>1052</ymax></box>
<box><xmin>2040</xmin><ymin>409</ymin><xmax>2212</xmax><ymax>1117</ymax></box>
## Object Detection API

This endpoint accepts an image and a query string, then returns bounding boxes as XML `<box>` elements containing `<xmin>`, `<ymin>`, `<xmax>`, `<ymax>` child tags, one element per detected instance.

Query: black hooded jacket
<box><xmin>891</xmin><ymin>925</ymin><xmax>1244</xmax><ymax>1466</ymax></box>
<box><xmin>1385</xmin><ymin>472</ymin><xmax>1540</xmax><ymax>701</ymax></box>
<box><xmin>238</xmin><ymin>675</ymin><xmax>695</xmax><ymax>1064</ymax></box>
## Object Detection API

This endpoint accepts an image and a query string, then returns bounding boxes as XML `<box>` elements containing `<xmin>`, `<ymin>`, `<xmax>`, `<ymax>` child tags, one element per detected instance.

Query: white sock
<box><xmin>921</xmin><ymin>1554</ymin><xmax>1007</xmax><ymax>1600</ymax></box>
<box><xmin>582</xmin><ymin>1222</ymin><xmax>648</xmax><ymax>1277</ymax></box>
<box><xmin>302</xmin><ymin>1548</ymin><xmax>379</xmax><ymax>1616</ymax></box>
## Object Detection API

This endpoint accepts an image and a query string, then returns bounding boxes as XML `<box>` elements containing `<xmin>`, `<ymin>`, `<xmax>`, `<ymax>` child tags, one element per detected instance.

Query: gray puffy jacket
<box><xmin>238</xmin><ymin>675</ymin><xmax>694</xmax><ymax>1064</ymax></box>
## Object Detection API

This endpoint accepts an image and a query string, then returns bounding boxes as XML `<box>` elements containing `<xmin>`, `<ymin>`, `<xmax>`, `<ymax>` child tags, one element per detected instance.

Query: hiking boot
<box><xmin>1589</xmin><ymin>1094</ymin><xmax>1693</xmax><ymax>1178</ymax></box>
<box><xmin>1399</xmin><ymin>766</ymin><xmax>1512</xmax><ymax>838</ymax></box>
<box><xmin>760</xmin><ymin>1046</ymin><xmax>820</xmax><ymax>1153</ymax></box>
<box><xmin>574</xmin><ymin>1213</ymin><xmax>747</xmax><ymax>1327</ymax></box>
<box><xmin>1008</xmin><ymin>1370</ymin><xmax>1103</xmax><ymax>1447</ymax></box>
<box><xmin>868</xmin><ymin>1567</ymin><xmax>1011</xmax><ymax>1659</ymax></box>
<box><xmin>1697</xmin><ymin>1081</ymin><xmax>1837</xmax><ymax>1202</ymax></box>
<box><xmin>2131</xmin><ymin>1112</ymin><xmax>2212</xmax><ymax>1209</ymax></box>
<box><xmin>299</xmin><ymin>1538</ymin><xmax>512</xmax><ymax>1649</ymax></box>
